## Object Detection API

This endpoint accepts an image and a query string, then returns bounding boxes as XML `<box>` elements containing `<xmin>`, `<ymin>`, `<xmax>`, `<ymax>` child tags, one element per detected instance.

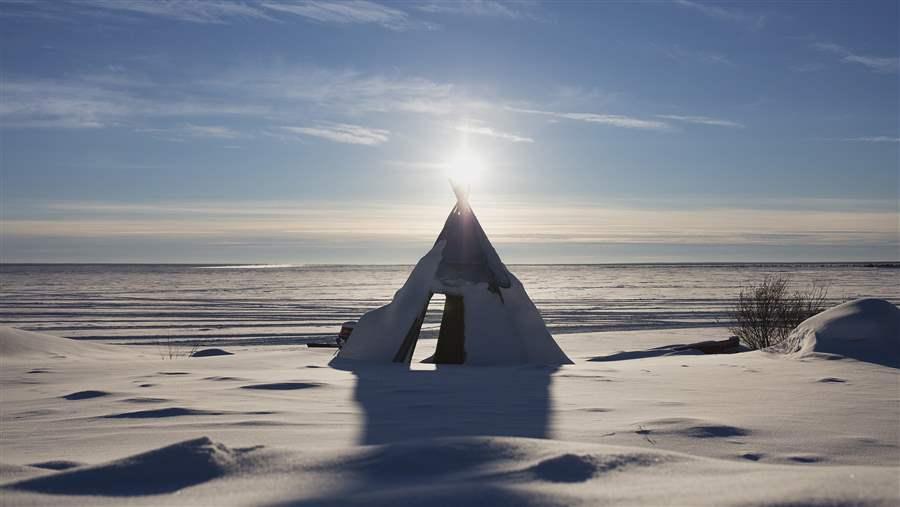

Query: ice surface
<box><xmin>2</xmin><ymin>263</ymin><xmax>896</xmax><ymax>345</ymax></box>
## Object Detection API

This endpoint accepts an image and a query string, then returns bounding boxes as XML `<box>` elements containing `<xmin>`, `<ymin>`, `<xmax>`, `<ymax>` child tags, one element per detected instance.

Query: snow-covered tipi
<box><xmin>335</xmin><ymin>183</ymin><xmax>572</xmax><ymax>366</ymax></box>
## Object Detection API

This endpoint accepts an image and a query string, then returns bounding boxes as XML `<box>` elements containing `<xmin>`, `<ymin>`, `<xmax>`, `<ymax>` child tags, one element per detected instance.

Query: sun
<box><xmin>446</xmin><ymin>147</ymin><xmax>486</xmax><ymax>188</ymax></box>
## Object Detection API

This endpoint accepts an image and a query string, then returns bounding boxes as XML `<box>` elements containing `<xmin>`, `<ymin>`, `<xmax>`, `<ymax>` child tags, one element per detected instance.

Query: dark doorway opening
<box><xmin>432</xmin><ymin>294</ymin><xmax>466</xmax><ymax>364</ymax></box>
<box><xmin>395</xmin><ymin>292</ymin><xmax>467</xmax><ymax>365</ymax></box>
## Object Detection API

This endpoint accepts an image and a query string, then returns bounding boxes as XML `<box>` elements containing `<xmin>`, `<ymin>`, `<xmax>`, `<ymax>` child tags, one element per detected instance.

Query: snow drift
<box><xmin>4</xmin><ymin>437</ymin><xmax>244</xmax><ymax>496</ymax></box>
<box><xmin>779</xmin><ymin>298</ymin><xmax>900</xmax><ymax>367</ymax></box>
<box><xmin>0</xmin><ymin>327</ymin><xmax>121</xmax><ymax>360</ymax></box>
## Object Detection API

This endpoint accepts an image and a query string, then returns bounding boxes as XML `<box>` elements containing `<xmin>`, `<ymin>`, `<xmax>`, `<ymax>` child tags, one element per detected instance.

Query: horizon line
<box><xmin>2</xmin><ymin>261</ymin><xmax>898</xmax><ymax>267</ymax></box>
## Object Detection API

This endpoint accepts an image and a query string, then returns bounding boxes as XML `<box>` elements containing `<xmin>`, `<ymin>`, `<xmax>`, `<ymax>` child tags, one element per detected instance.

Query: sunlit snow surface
<box><xmin>1</xmin><ymin>263</ymin><xmax>897</xmax><ymax>346</ymax></box>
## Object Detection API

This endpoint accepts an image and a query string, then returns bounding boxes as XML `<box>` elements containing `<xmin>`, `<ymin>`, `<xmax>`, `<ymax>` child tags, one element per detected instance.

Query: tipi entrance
<box><xmin>399</xmin><ymin>293</ymin><xmax>467</xmax><ymax>365</ymax></box>
<box><xmin>433</xmin><ymin>294</ymin><xmax>466</xmax><ymax>364</ymax></box>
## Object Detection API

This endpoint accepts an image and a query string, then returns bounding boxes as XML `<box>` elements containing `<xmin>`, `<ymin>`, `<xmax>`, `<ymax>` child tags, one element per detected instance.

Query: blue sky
<box><xmin>1</xmin><ymin>0</ymin><xmax>897</xmax><ymax>263</ymax></box>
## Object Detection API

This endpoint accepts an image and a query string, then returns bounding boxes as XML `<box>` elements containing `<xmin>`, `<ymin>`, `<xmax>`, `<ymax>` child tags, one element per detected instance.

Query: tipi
<box><xmin>335</xmin><ymin>183</ymin><xmax>572</xmax><ymax>366</ymax></box>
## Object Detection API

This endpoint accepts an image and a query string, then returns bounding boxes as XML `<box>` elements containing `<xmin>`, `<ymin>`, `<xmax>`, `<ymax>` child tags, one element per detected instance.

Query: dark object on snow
<box><xmin>728</xmin><ymin>275</ymin><xmax>828</xmax><ymax>350</ymax></box>
<box><xmin>28</xmin><ymin>460</ymin><xmax>83</xmax><ymax>471</ymax></box>
<box><xmin>190</xmin><ymin>348</ymin><xmax>233</xmax><ymax>357</ymax></box>
<box><xmin>62</xmin><ymin>390</ymin><xmax>110</xmax><ymax>400</ymax></box>
<box><xmin>337</xmin><ymin>321</ymin><xmax>356</xmax><ymax>348</ymax></box>
<box><xmin>307</xmin><ymin>343</ymin><xmax>340</xmax><ymax>348</ymax></box>
<box><xmin>589</xmin><ymin>336</ymin><xmax>744</xmax><ymax>362</ymax></box>
<box><xmin>674</xmin><ymin>336</ymin><xmax>742</xmax><ymax>355</ymax></box>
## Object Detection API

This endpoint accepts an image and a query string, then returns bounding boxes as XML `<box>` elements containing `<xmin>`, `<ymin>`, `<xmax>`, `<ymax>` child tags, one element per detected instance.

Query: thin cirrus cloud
<box><xmin>813</xmin><ymin>42</ymin><xmax>900</xmax><ymax>74</ymax></box>
<box><xmin>673</xmin><ymin>0</ymin><xmax>766</xmax><ymax>30</ymax></box>
<box><xmin>657</xmin><ymin>115</ymin><xmax>744</xmax><ymax>128</ymax></box>
<box><xmin>7</xmin><ymin>0</ymin><xmax>430</xmax><ymax>30</ymax></box>
<box><xmin>0</xmin><ymin>78</ymin><xmax>266</xmax><ymax>128</ymax></box>
<box><xmin>456</xmin><ymin>124</ymin><xmax>534</xmax><ymax>143</ymax></box>
<box><xmin>415</xmin><ymin>0</ymin><xmax>538</xmax><ymax>20</ymax></box>
<box><xmin>182</xmin><ymin>124</ymin><xmax>243</xmax><ymax>139</ymax></box>
<box><xmin>137</xmin><ymin>124</ymin><xmax>244</xmax><ymax>141</ymax></box>
<box><xmin>841</xmin><ymin>136</ymin><xmax>900</xmax><ymax>143</ymax></box>
<box><xmin>214</xmin><ymin>67</ymin><xmax>457</xmax><ymax>115</ymax></box>
<box><xmin>3</xmin><ymin>68</ymin><xmax>740</xmax><ymax>140</ymax></box>
<box><xmin>507</xmin><ymin>106</ymin><xmax>669</xmax><ymax>130</ymax></box>
<box><xmin>663</xmin><ymin>46</ymin><xmax>734</xmax><ymax>66</ymax></box>
<box><xmin>260</xmin><ymin>0</ymin><xmax>421</xmax><ymax>31</ymax></box>
<box><xmin>280</xmin><ymin>123</ymin><xmax>390</xmax><ymax>145</ymax></box>
<box><xmin>74</xmin><ymin>0</ymin><xmax>274</xmax><ymax>23</ymax></box>
<box><xmin>0</xmin><ymin>68</ymin><xmax>456</xmax><ymax>129</ymax></box>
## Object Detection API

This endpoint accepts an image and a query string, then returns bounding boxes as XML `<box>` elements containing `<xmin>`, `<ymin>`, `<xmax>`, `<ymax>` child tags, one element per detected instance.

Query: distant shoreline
<box><xmin>2</xmin><ymin>262</ymin><xmax>899</xmax><ymax>268</ymax></box>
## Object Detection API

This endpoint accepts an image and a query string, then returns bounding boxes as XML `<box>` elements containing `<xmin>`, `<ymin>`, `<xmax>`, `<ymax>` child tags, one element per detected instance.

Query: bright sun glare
<box><xmin>446</xmin><ymin>147</ymin><xmax>486</xmax><ymax>187</ymax></box>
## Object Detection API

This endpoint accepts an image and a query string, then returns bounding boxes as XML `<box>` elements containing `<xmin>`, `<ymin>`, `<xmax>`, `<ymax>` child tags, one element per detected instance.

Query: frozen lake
<box><xmin>1</xmin><ymin>263</ymin><xmax>897</xmax><ymax>346</ymax></box>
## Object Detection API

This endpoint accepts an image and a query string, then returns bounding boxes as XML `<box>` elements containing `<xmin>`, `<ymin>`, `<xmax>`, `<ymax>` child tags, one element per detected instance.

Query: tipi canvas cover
<box><xmin>335</xmin><ymin>186</ymin><xmax>572</xmax><ymax>366</ymax></box>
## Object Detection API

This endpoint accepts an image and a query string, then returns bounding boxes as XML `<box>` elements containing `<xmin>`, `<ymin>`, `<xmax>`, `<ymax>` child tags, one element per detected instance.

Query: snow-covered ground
<box><xmin>2</xmin><ymin>302</ymin><xmax>897</xmax><ymax>506</ymax></box>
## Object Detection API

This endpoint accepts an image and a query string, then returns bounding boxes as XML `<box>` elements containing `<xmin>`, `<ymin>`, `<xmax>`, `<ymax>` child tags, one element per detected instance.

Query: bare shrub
<box><xmin>729</xmin><ymin>275</ymin><xmax>828</xmax><ymax>350</ymax></box>
<box><xmin>157</xmin><ymin>337</ymin><xmax>200</xmax><ymax>359</ymax></box>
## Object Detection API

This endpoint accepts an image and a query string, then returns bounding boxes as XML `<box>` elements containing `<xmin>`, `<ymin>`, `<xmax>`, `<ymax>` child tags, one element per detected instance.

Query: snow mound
<box><xmin>779</xmin><ymin>298</ymin><xmax>900</xmax><ymax>367</ymax></box>
<box><xmin>300</xmin><ymin>437</ymin><xmax>675</xmax><ymax>505</ymax></box>
<box><xmin>4</xmin><ymin>437</ymin><xmax>244</xmax><ymax>496</ymax></box>
<box><xmin>0</xmin><ymin>327</ymin><xmax>122</xmax><ymax>360</ymax></box>
<box><xmin>284</xmin><ymin>436</ymin><xmax>894</xmax><ymax>506</ymax></box>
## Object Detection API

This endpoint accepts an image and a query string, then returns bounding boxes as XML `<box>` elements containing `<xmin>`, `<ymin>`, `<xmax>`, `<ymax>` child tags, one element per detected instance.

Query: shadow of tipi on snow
<box><xmin>338</xmin><ymin>363</ymin><xmax>558</xmax><ymax>445</ymax></box>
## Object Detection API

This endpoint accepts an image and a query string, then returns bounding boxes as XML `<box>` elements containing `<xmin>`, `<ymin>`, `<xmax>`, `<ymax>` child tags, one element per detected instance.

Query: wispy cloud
<box><xmin>261</xmin><ymin>0</ymin><xmax>423</xmax><ymax>30</ymax></box>
<box><xmin>841</xmin><ymin>136</ymin><xmax>900</xmax><ymax>143</ymax></box>
<box><xmin>137</xmin><ymin>124</ymin><xmax>244</xmax><ymax>141</ymax></box>
<box><xmin>280</xmin><ymin>123</ymin><xmax>390</xmax><ymax>145</ymax></box>
<box><xmin>508</xmin><ymin>106</ymin><xmax>669</xmax><ymax>130</ymax></box>
<box><xmin>215</xmin><ymin>67</ymin><xmax>458</xmax><ymax>115</ymax></box>
<box><xmin>663</xmin><ymin>46</ymin><xmax>733</xmax><ymax>66</ymax></box>
<box><xmin>0</xmin><ymin>78</ymin><xmax>265</xmax><ymax>128</ymax></box>
<box><xmin>182</xmin><ymin>124</ymin><xmax>242</xmax><ymax>139</ymax></box>
<box><xmin>791</xmin><ymin>62</ymin><xmax>825</xmax><ymax>73</ymax></box>
<box><xmin>0</xmin><ymin>80</ymin><xmax>124</xmax><ymax>128</ymax></box>
<box><xmin>657</xmin><ymin>115</ymin><xmax>743</xmax><ymax>128</ymax></box>
<box><xmin>0</xmin><ymin>66</ymin><xmax>461</xmax><ymax>129</ymax></box>
<box><xmin>813</xmin><ymin>42</ymin><xmax>899</xmax><ymax>74</ymax></box>
<box><xmin>456</xmin><ymin>123</ymin><xmax>534</xmax><ymax>143</ymax></box>
<box><xmin>673</xmin><ymin>0</ymin><xmax>765</xmax><ymax>30</ymax></box>
<box><xmin>76</xmin><ymin>0</ymin><xmax>273</xmax><ymax>24</ymax></box>
<box><xmin>4</xmin><ymin>0</ymin><xmax>430</xmax><ymax>30</ymax></box>
<box><xmin>415</xmin><ymin>0</ymin><xmax>538</xmax><ymax>20</ymax></box>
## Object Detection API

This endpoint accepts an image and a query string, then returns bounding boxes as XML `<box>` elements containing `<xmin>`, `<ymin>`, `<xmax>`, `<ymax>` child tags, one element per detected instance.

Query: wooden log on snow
<box><xmin>674</xmin><ymin>336</ymin><xmax>741</xmax><ymax>354</ymax></box>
